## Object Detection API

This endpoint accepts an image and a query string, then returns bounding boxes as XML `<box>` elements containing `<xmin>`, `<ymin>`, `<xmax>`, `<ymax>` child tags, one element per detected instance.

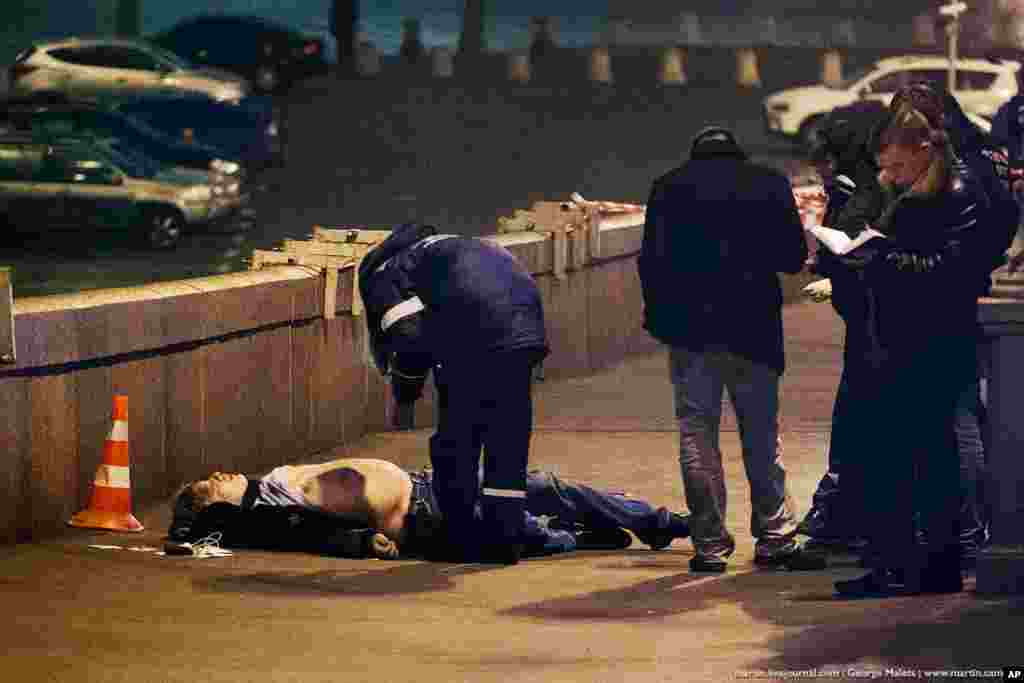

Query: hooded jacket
<box><xmin>638</xmin><ymin>129</ymin><xmax>808</xmax><ymax>374</ymax></box>
<box><xmin>358</xmin><ymin>223</ymin><xmax>549</xmax><ymax>402</ymax></box>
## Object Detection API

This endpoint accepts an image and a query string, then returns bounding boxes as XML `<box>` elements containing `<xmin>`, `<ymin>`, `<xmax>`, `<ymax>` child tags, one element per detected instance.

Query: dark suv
<box><xmin>150</xmin><ymin>15</ymin><xmax>327</xmax><ymax>94</ymax></box>
<box><xmin>0</xmin><ymin>95</ymin><xmax>241</xmax><ymax>174</ymax></box>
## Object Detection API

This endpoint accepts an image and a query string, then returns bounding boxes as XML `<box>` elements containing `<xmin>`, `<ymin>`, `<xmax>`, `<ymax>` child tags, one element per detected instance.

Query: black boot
<box><xmin>636</xmin><ymin>512</ymin><xmax>691</xmax><ymax>551</ymax></box>
<box><xmin>835</xmin><ymin>569</ymin><xmax>906</xmax><ymax>598</ymax></box>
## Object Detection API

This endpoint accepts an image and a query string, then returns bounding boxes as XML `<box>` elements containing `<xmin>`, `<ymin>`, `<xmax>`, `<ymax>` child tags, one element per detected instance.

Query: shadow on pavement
<box><xmin>193</xmin><ymin>560</ymin><xmax>501</xmax><ymax>598</ymax></box>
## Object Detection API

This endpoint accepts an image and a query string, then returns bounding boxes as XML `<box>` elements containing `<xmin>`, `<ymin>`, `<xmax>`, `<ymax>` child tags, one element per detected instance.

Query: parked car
<box><xmin>150</xmin><ymin>14</ymin><xmax>327</xmax><ymax>94</ymax></box>
<box><xmin>112</xmin><ymin>93</ymin><xmax>284</xmax><ymax>169</ymax></box>
<box><xmin>9</xmin><ymin>37</ymin><xmax>249</xmax><ymax>104</ymax></box>
<box><xmin>0</xmin><ymin>94</ymin><xmax>245</xmax><ymax>179</ymax></box>
<box><xmin>763</xmin><ymin>55</ymin><xmax>1018</xmax><ymax>145</ymax></box>
<box><xmin>0</xmin><ymin>133</ymin><xmax>241</xmax><ymax>248</ymax></box>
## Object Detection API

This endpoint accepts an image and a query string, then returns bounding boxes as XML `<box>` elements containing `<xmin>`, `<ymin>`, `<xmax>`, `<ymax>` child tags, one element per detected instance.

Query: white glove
<box><xmin>803</xmin><ymin>278</ymin><xmax>832</xmax><ymax>302</ymax></box>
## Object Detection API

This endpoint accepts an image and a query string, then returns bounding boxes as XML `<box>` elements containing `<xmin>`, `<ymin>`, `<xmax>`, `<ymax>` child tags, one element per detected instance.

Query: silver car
<box><xmin>0</xmin><ymin>135</ymin><xmax>242</xmax><ymax>249</ymax></box>
<box><xmin>9</xmin><ymin>37</ymin><xmax>249</xmax><ymax>104</ymax></box>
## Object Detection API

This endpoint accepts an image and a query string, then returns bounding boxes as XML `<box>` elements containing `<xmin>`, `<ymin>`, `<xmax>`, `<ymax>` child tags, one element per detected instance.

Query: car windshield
<box><xmin>92</xmin><ymin>139</ymin><xmax>161</xmax><ymax>179</ymax></box>
<box><xmin>832</xmin><ymin>64</ymin><xmax>876</xmax><ymax>90</ymax></box>
<box><xmin>146</xmin><ymin>44</ymin><xmax>192</xmax><ymax>70</ymax></box>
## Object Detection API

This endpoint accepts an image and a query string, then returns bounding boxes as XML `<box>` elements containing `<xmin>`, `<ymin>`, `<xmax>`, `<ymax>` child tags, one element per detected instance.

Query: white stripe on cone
<box><xmin>109</xmin><ymin>420</ymin><xmax>129</xmax><ymax>442</ymax></box>
<box><xmin>94</xmin><ymin>465</ymin><xmax>131</xmax><ymax>489</ymax></box>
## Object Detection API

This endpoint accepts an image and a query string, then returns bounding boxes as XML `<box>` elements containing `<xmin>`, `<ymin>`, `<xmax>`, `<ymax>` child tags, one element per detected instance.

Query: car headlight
<box><xmin>210</xmin><ymin>159</ymin><xmax>240</xmax><ymax>175</ymax></box>
<box><xmin>180</xmin><ymin>185</ymin><xmax>213</xmax><ymax>202</ymax></box>
<box><xmin>215</xmin><ymin>85</ymin><xmax>246</xmax><ymax>104</ymax></box>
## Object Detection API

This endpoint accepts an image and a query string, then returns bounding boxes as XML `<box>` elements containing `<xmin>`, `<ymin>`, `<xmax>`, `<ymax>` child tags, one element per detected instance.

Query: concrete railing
<box><xmin>0</xmin><ymin>208</ymin><xmax>653</xmax><ymax>545</ymax></box>
<box><xmin>977</xmin><ymin>266</ymin><xmax>1024</xmax><ymax>594</ymax></box>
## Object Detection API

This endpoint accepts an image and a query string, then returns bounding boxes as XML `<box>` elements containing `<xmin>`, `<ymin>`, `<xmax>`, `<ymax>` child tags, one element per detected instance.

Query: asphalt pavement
<box><xmin>1</xmin><ymin>75</ymin><xmax>808</xmax><ymax>298</ymax></box>
<box><xmin>3</xmin><ymin>302</ymin><xmax>1020</xmax><ymax>683</ymax></box>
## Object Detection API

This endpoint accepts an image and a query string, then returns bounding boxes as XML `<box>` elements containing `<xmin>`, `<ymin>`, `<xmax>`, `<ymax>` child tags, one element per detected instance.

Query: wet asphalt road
<box><xmin>0</xmin><ymin>76</ymin><xmax>812</xmax><ymax>298</ymax></box>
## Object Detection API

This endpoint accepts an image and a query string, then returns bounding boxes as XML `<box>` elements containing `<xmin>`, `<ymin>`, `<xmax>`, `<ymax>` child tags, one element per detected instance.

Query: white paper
<box><xmin>807</xmin><ymin>225</ymin><xmax>886</xmax><ymax>256</ymax></box>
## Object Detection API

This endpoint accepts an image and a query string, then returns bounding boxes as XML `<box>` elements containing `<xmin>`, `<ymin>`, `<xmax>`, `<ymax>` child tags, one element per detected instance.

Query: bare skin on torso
<box><xmin>274</xmin><ymin>458</ymin><xmax>414</xmax><ymax>543</ymax></box>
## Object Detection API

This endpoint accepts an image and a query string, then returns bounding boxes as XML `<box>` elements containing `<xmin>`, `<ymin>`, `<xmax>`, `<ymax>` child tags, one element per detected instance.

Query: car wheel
<box><xmin>254</xmin><ymin>65</ymin><xmax>280</xmax><ymax>93</ymax></box>
<box><xmin>799</xmin><ymin>115</ymin><xmax>827</xmax><ymax>150</ymax></box>
<box><xmin>146</xmin><ymin>209</ymin><xmax>184</xmax><ymax>250</ymax></box>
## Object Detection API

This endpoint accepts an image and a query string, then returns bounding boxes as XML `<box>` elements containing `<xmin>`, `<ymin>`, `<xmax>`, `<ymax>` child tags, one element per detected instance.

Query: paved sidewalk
<box><xmin>2</xmin><ymin>303</ymin><xmax>1020</xmax><ymax>682</ymax></box>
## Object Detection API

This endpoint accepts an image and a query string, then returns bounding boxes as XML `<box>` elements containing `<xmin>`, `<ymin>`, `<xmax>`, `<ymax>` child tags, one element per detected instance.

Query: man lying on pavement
<box><xmin>167</xmin><ymin>457</ymin><xmax>691</xmax><ymax>560</ymax></box>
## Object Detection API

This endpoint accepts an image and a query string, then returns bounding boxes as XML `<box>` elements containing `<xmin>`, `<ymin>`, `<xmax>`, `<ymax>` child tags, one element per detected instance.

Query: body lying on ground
<box><xmin>168</xmin><ymin>457</ymin><xmax>691</xmax><ymax>560</ymax></box>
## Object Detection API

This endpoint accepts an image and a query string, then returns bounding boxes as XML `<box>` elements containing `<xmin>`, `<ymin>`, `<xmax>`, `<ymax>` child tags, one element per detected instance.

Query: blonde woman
<box><xmin>834</xmin><ymin>103</ymin><xmax>995</xmax><ymax>598</ymax></box>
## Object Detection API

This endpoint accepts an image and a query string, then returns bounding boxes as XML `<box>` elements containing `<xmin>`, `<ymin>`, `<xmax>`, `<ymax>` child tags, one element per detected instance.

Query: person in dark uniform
<box><xmin>357</xmin><ymin>223</ymin><xmax>549</xmax><ymax>564</ymax></box>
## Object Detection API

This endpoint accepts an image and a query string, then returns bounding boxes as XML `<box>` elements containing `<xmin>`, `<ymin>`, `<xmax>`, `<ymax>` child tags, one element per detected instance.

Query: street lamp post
<box><xmin>940</xmin><ymin>1</ymin><xmax>969</xmax><ymax>91</ymax></box>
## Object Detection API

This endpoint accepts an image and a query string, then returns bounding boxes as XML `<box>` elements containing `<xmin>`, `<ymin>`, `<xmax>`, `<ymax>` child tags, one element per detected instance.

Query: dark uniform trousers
<box><xmin>429</xmin><ymin>349</ymin><xmax>543</xmax><ymax>561</ymax></box>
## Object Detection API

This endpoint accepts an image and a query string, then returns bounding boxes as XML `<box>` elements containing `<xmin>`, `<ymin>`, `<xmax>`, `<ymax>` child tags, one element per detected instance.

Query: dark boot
<box><xmin>798</xmin><ymin>473</ymin><xmax>846</xmax><ymax>540</ymax></box>
<box><xmin>835</xmin><ymin>569</ymin><xmax>906</xmax><ymax>598</ymax></box>
<box><xmin>636</xmin><ymin>512</ymin><xmax>691</xmax><ymax>550</ymax></box>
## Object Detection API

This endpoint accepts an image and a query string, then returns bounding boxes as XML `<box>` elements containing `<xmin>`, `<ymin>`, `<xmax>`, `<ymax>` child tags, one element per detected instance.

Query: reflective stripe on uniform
<box><xmin>109</xmin><ymin>419</ymin><xmax>129</xmax><ymax>442</ymax></box>
<box><xmin>482</xmin><ymin>487</ymin><xmax>527</xmax><ymax>499</ymax></box>
<box><xmin>381</xmin><ymin>296</ymin><xmax>425</xmax><ymax>332</ymax></box>
<box><xmin>95</xmin><ymin>464</ymin><xmax>131</xmax><ymax>489</ymax></box>
<box><xmin>414</xmin><ymin>235</ymin><xmax>457</xmax><ymax>250</ymax></box>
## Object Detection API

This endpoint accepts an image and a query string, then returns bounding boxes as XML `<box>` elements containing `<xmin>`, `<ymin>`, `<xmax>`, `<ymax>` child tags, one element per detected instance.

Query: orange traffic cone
<box><xmin>69</xmin><ymin>396</ymin><xmax>144</xmax><ymax>532</ymax></box>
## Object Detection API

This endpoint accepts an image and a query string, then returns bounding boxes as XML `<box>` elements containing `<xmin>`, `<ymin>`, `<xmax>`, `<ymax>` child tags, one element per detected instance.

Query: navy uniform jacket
<box><xmin>358</xmin><ymin>224</ymin><xmax>549</xmax><ymax>402</ymax></box>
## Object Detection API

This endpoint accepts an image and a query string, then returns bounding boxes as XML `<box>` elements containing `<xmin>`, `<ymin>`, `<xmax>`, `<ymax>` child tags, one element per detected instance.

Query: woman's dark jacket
<box><xmin>638</xmin><ymin>142</ymin><xmax>808</xmax><ymax>375</ymax></box>
<box><xmin>854</xmin><ymin>159</ymin><xmax>994</xmax><ymax>358</ymax></box>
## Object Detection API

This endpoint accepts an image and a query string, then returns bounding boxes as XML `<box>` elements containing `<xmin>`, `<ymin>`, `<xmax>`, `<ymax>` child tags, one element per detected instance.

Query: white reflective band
<box><xmin>414</xmin><ymin>235</ymin><xmax>457</xmax><ymax>250</ymax></box>
<box><xmin>381</xmin><ymin>296</ymin><xmax>425</xmax><ymax>332</ymax></box>
<box><xmin>835</xmin><ymin>174</ymin><xmax>856</xmax><ymax>189</ymax></box>
<box><xmin>482</xmin><ymin>487</ymin><xmax>527</xmax><ymax>499</ymax></box>
<box><xmin>109</xmin><ymin>420</ymin><xmax>129</xmax><ymax>442</ymax></box>
<box><xmin>95</xmin><ymin>465</ymin><xmax>131</xmax><ymax>489</ymax></box>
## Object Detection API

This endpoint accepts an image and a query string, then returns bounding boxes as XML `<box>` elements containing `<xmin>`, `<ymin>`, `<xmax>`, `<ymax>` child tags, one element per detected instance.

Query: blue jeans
<box><xmin>524</xmin><ymin>470</ymin><xmax>679</xmax><ymax>550</ymax></box>
<box><xmin>954</xmin><ymin>378</ymin><xmax>987</xmax><ymax>560</ymax></box>
<box><xmin>668</xmin><ymin>347</ymin><xmax>798</xmax><ymax>562</ymax></box>
<box><xmin>409</xmin><ymin>470</ymin><xmax>679</xmax><ymax>555</ymax></box>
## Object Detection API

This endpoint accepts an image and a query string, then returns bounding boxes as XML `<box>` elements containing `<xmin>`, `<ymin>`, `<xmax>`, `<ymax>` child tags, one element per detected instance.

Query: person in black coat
<box><xmin>639</xmin><ymin>127</ymin><xmax>820</xmax><ymax>573</ymax></box>
<box><xmin>357</xmin><ymin>223</ymin><xmax>549</xmax><ymax>565</ymax></box>
<box><xmin>834</xmin><ymin>103</ymin><xmax>995</xmax><ymax>597</ymax></box>
<box><xmin>798</xmin><ymin>110</ymin><xmax>886</xmax><ymax>547</ymax></box>
<box><xmin>886</xmin><ymin>85</ymin><xmax>1018</xmax><ymax>567</ymax></box>
<box><xmin>329</xmin><ymin>0</ymin><xmax>359</xmax><ymax>76</ymax></box>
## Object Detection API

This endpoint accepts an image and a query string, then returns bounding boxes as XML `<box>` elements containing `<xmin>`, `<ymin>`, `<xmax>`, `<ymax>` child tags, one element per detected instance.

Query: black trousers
<box><xmin>843</xmin><ymin>345</ymin><xmax>974</xmax><ymax>573</ymax></box>
<box><xmin>428</xmin><ymin>349</ymin><xmax>543</xmax><ymax>557</ymax></box>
